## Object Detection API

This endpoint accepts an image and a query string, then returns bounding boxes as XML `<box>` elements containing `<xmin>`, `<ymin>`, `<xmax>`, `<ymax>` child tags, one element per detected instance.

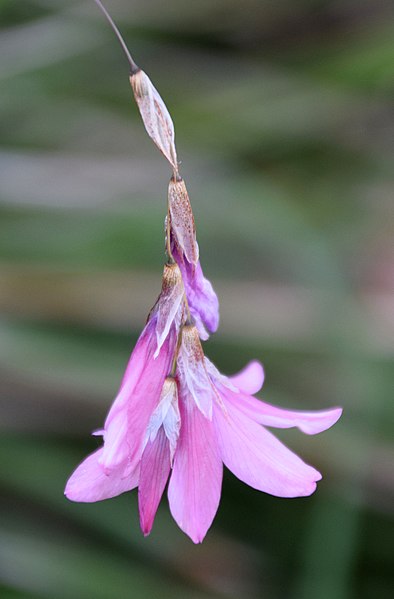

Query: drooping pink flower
<box><xmin>67</xmin><ymin>4</ymin><xmax>342</xmax><ymax>542</ymax></box>
<box><xmin>166</xmin><ymin>325</ymin><xmax>342</xmax><ymax>542</ymax></box>
<box><xmin>65</xmin><ymin>263</ymin><xmax>183</xmax><ymax>502</ymax></box>
<box><xmin>66</xmin><ymin>317</ymin><xmax>341</xmax><ymax>543</ymax></box>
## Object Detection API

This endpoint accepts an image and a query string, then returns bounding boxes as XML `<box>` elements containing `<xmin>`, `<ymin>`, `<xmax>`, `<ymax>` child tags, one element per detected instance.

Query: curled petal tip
<box><xmin>298</xmin><ymin>407</ymin><xmax>343</xmax><ymax>435</ymax></box>
<box><xmin>230</xmin><ymin>360</ymin><xmax>265</xmax><ymax>395</ymax></box>
<box><xmin>302</xmin><ymin>481</ymin><xmax>318</xmax><ymax>497</ymax></box>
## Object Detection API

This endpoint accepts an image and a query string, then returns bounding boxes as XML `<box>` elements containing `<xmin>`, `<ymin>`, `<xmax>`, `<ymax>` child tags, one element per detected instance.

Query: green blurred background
<box><xmin>1</xmin><ymin>1</ymin><xmax>393</xmax><ymax>597</ymax></box>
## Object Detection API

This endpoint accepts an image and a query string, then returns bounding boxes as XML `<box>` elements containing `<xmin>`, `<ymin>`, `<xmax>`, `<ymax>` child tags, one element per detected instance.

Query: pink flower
<box><xmin>67</xmin><ymin>4</ymin><xmax>342</xmax><ymax>546</ymax></box>
<box><xmin>166</xmin><ymin>325</ymin><xmax>342</xmax><ymax>542</ymax></box>
<box><xmin>65</xmin><ymin>263</ymin><xmax>183</xmax><ymax>501</ymax></box>
<box><xmin>66</xmin><ymin>321</ymin><xmax>342</xmax><ymax>543</ymax></box>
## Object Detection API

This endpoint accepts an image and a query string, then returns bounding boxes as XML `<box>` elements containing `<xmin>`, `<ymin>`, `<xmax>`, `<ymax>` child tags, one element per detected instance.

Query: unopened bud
<box><xmin>130</xmin><ymin>70</ymin><xmax>178</xmax><ymax>170</ymax></box>
<box><xmin>168</xmin><ymin>177</ymin><xmax>199</xmax><ymax>266</ymax></box>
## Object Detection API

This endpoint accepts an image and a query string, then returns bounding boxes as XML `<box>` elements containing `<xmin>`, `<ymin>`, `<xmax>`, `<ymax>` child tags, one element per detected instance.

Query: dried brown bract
<box><xmin>130</xmin><ymin>70</ymin><xmax>178</xmax><ymax>171</ymax></box>
<box><xmin>168</xmin><ymin>176</ymin><xmax>199</xmax><ymax>266</ymax></box>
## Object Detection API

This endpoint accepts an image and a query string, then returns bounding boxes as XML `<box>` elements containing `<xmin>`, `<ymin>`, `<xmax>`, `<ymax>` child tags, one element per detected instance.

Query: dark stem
<box><xmin>92</xmin><ymin>0</ymin><xmax>139</xmax><ymax>73</ymax></box>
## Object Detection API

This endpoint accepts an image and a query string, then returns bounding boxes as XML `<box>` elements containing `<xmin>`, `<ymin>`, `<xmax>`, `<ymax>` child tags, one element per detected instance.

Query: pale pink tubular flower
<box><xmin>166</xmin><ymin>325</ymin><xmax>342</xmax><ymax>543</ymax></box>
<box><xmin>66</xmin><ymin>314</ymin><xmax>342</xmax><ymax>542</ymax></box>
<box><xmin>65</xmin><ymin>263</ymin><xmax>183</xmax><ymax>501</ymax></box>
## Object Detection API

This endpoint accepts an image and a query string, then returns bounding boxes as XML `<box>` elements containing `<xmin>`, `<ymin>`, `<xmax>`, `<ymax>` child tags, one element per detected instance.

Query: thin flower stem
<box><xmin>93</xmin><ymin>0</ymin><xmax>139</xmax><ymax>74</ymax></box>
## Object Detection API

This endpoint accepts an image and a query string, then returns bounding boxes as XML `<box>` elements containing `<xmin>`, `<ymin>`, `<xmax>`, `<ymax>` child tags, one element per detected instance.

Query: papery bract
<box><xmin>168</xmin><ymin>177</ymin><xmax>199</xmax><ymax>266</ymax></box>
<box><xmin>130</xmin><ymin>69</ymin><xmax>178</xmax><ymax>170</ymax></box>
<box><xmin>151</xmin><ymin>262</ymin><xmax>184</xmax><ymax>357</ymax></box>
<box><xmin>176</xmin><ymin>324</ymin><xmax>213</xmax><ymax>418</ymax></box>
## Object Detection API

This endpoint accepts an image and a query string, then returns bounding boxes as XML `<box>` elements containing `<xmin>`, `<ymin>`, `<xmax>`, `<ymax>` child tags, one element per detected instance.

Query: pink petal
<box><xmin>65</xmin><ymin>449</ymin><xmax>139</xmax><ymax>503</ymax></box>
<box><xmin>213</xmin><ymin>396</ymin><xmax>321</xmax><ymax>498</ymax></box>
<box><xmin>229</xmin><ymin>361</ymin><xmax>265</xmax><ymax>395</ymax></box>
<box><xmin>138</xmin><ymin>428</ymin><xmax>171</xmax><ymax>536</ymax></box>
<box><xmin>172</xmin><ymin>244</ymin><xmax>219</xmax><ymax>336</ymax></box>
<box><xmin>226</xmin><ymin>391</ymin><xmax>342</xmax><ymax>435</ymax></box>
<box><xmin>105</xmin><ymin>323</ymin><xmax>153</xmax><ymax>427</ymax></box>
<box><xmin>168</xmin><ymin>400</ymin><xmax>222</xmax><ymax>543</ymax></box>
<box><xmin>187</xmin><ymin>259</ymin><xmax>219</xmax><ymax>334</ymax></box>
<box><xmin>100</xmin><ymin>323</ymin><xmax>175</xmax><ymax>472</ymax></box>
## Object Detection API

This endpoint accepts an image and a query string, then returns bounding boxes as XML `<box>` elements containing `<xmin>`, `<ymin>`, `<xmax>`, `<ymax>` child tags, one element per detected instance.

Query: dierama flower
<box><xmin>66</xmin><ymin>322</ymin><xmax>342</xmax><ymax>543</ymax></box>
<box><xmin>65</xmin><ymin>263</ymin><xmax>183</xmax><ymax>498</ymax></box>
<box><xmin>66</xmin><ymin>0</ymin><xmax>343</xmax><ymax>544</ymax></box>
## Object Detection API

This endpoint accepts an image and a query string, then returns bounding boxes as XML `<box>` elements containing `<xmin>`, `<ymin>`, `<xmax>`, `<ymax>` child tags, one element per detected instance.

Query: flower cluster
<box><xmin>65</xmin><ymin>4</ymin><xmax>342</xmax><ymax>543</ymax></box>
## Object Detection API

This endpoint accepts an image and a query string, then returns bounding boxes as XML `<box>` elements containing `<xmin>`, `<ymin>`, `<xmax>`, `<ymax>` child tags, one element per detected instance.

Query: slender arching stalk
<box><xmin>93</xmin><ymin>0</ymin><xmax>139</xmax><ymax>73</ymax></box>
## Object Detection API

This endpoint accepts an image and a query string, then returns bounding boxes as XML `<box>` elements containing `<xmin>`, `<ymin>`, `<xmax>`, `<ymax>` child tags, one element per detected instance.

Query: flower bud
<box><xmin>168</xmin><ymin>176</ymin><xmax>199</xmax><ymax>266</ymax></box>
<box><xmin>130</xmin><ymin>69</ymin><xmax>178</xmax><ymax>170</ymax></box>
